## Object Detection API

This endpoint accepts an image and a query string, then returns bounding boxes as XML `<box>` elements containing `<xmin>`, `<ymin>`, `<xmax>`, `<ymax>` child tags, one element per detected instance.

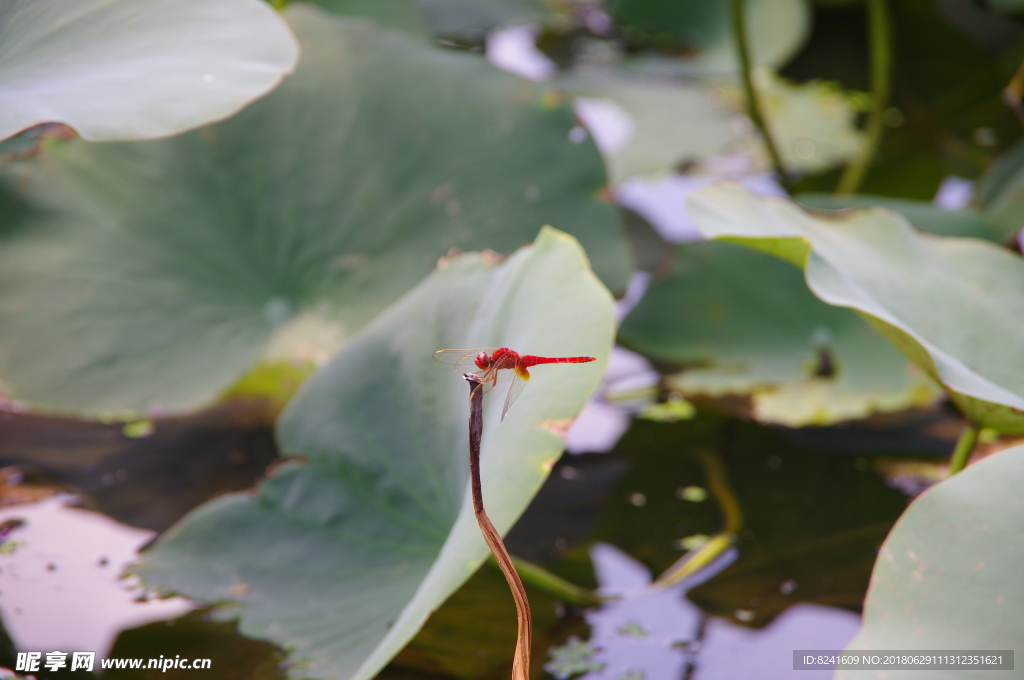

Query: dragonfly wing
<box><xmin>501</xmin><ymin>367</ymin><xmax>530</xmax><ymax>421</ymax></box>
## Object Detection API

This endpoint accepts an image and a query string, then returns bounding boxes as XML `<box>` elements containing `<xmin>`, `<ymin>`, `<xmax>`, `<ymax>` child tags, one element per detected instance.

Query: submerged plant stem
<box><xmin>1002</xmin><ymin>56</ymin><xmax>1024</xmax><ymax>127</ymax></box>
<box><xmin>729</xmin><ymin>0</ymin><xmax>789</xmax><ymax>190</ymax></box>
<box><xmin>948</xmin><ymin>424</ymin><xmax>979</xmax><ymax>475</ymax></box>
<box><xmin>654</xmin><ymin>450</ymin><xmax>743</xmax><ymax>587</ymax></box>
<box><xmin>465</xmin><ymin>375</ymin><xmax>532</xmax><ymax>680</ymax></box>
<box><xmin>698</xmin><ymin>449</ymin><xmax>743</xmax><ymax>535</ymax></box>
<box><xmin>488</xmin><ymin>554</ymin><xmax>605</xmax><ymax>607</ymax></box>
<box><xmin>836</xmin><ymin>0</ymin><xmax>891</xmax><ymax>196</ymax></box>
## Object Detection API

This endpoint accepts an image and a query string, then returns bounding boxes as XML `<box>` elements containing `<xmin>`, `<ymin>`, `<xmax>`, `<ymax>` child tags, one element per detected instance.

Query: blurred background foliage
<box><xmin>2</xmin><ymin>0</ymin><xmax>1024</xmax><ymax>678</ymax></box>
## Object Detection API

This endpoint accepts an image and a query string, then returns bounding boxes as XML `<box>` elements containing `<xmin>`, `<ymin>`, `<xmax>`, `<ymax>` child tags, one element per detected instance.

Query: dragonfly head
<box><xmin>474</xmin><ymin>351</ymin><xmax>492</xmax><ymax>370</ymax></box>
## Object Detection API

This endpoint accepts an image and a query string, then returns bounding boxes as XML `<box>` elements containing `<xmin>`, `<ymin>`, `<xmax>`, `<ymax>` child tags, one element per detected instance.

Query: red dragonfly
<box><xmin>433</xmin><ymin>347</ymin><xmax>596</xmax><ymax>420</ymax></box>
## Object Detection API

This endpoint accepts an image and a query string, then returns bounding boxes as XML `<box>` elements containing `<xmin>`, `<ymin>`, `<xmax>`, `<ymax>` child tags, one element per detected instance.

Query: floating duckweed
<box><xmin>677</xmin><ymin>485</ymin><xmax>708</xmax><ymax>502</ymax></box>
<box><xmin>545</xmin><ymin>637</ymin><xmax>604</xmax><ymax>680</ymax></box>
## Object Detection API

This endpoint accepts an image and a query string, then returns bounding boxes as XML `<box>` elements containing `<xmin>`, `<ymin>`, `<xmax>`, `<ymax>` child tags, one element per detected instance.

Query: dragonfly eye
<box><xmin>474</xmin><ymin>352</ymin><xmax>491</xmax><ymax>369</ymax></box>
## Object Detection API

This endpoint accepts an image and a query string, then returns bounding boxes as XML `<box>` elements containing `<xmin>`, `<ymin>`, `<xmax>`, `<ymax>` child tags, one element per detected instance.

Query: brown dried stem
<box><xmin>464</xmin><ymin>374</ymin><xmax>532</xmax><ymax>680</ymax></box>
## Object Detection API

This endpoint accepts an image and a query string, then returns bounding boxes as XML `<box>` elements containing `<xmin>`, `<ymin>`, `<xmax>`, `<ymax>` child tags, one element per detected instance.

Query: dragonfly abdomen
<box><xmin>519</xmin><ymin>355</ymin><xmax>596</xmax><ymax>367</ymax></box>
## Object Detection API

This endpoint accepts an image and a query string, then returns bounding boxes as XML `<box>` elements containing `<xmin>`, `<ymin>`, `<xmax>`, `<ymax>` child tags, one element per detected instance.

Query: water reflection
<box><xmin>578</xmin><ymin>542</ymin><xmax>706</xmax><ymax>679</ymax></box>
<box><xmin>693</xmin><ymin>605</ymin><xmax>859</xmax><ymax>680</ymax></box>
<box><xmin>0</xmin><ymin>497</ymin><xmax>193</xmax><ymax>658</ymax></box>
<box><xmin>0</xmin><ymin>403</ymin><xmax>934</xmax><ymax>678</ymax></box>
<box><xmin>573</xmin><ymin>542</ymin><xmax>859</xmax><ymax>680</ymax></box>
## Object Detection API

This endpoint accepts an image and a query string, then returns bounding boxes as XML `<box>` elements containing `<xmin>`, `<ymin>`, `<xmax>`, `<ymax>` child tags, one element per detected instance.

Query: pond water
<box><xmin>0</xmin><ymin>396</ymin><xmax>953</xmax><ymax>680</ymax></box>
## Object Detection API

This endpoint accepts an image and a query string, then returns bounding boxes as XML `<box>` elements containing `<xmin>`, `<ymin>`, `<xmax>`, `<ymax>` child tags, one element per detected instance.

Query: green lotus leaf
<box><xmin>836</xmin><ymin>445</ymin><xmax>1024</xmax><ymax>679</ymax></box>
<box><xmin>614</xmin><ymin>0</ymin><xmax>811</xmax><ymax>77</ymax></box>
<box><xmin>304</xmin><ymin>0</ymin><xmax>428</xmax><ymax>34</ymax></box>
<box><xmin>307</xmin><ymin>0</ymin><xmax>548</xmax><ymax>40</ymax></box>
<box><xmin>976</xmin><ymin>138</ymin><xmax>1024</xmax><ymax>208</ymax></box>
<box><xmin>609</xmin><ymin>0</ymin><xmax>729</xmax><ymax>51</ymax></box>
<box><xmin>563</xmin><ymin>71</ymin><xmax>737</xmax><ymax>183</ymax></box>
<box><xmin>0</xmin><ymin>4</ymin><xmax>627</xmax><ymax>415</ymax></box>
<box><xmin>798</xmin><ymin>193</ymin><xmax>1011</xmax><ymax>242</ymax></box>
<box><xmin>975</xmin><ymin>137</ymin><xmax>1024</xmax><ymax>243</ymax></box>
<box><xmin>688</xmin><ymin>182</ymin><xmax>1024</xmax><ymax>433</ymax></box>
<box><xmin>727</xmin><ymin>70</ymin><xmax>864</xmax><ymax>174</ymax></box>
<box><xmin>564</xmin><ymin>66</ymin><xmax>863</xmax><ymax>183</ymax></box>
<box><xmin>982</xmin><ymin>0</ymin><xmax>1024</xmax><ymax>13</ymax></box>
<box><xmin>134</xmin><ymin>227</ymin><xmax>615</xmax><ymax>680</ymax></box>
<box><xmin>0</xmin><ymin>0</ymin><xmax>298</xmax><ymax>142</ymax></box>
<box><xmin>417</xmin><ymin>0</ymin><xmax>548</xmax><ymax>41</ymax></box>
<box><xmin>619</xmin><ymin>241</ymin><xmax>937</xmax><ymax>427</ymax></box>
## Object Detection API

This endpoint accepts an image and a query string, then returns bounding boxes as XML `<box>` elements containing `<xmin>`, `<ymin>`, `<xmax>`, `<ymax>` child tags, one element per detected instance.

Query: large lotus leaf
<box><xmin>614</xmin><ymin>0</ymin><xmax>811</xmax><ymax>77</ymax></box>
<box><xmin>305</xmin><ymin>0</ymin><xmax>427</xmax><ymax>34</ymax></box>
<box><xmin>798</xmin><ymin>193</ymin><xmax>1010</xmax><ymax>242</ymax></box>
<box><xmin>0</xmin><ymin>4</ymin><xmax>627</xmax><ymax>415</ymax></box>
<box><xmin>688</xmin><ymin>182</ymin><xmax>1024</xmax><ymax>433</ymax></box>
<box><xmin>836</xmin><ymin>445</ymin><xmax>1024</xmax><ymax>679</ymax></box>
<box><xmin>417</xmin><ymin>0</ymin><xmax>547</xmax><ymax>42</ymax></box>
<box><xmin>975</xmin><ymin>136</ymin><xmax>1024</xmax><ymax>242</ymax></box>
<box><xmin>134</xmin><ymin>227</ymin><xmax>615</xmax><ymax>680</ymax></box>
<box><xmin>983</xmin><ymin>0</ymin><xmax>1024</xmax><ymax>12</ymax></box>
<box><xmin>619</xmin><ymin>241</ymin><xmax>938</xmax><ymax>427</ymax></box>
<box><xmin>305</xmin><ymin>0</ymin><xmax>547</xmax><ymax>40</ymax></box>
<box><xmin>563</xmin><ymin>70</ymin><xmax>737</xmax><ymax>183</ymax></box>
<box><xmin>977</xmin><ymin>138</ymin><xmax>1024</xmax><ymax>207</ymax></box>
<box><xmin>0</xmin><ymin>0</ymin><xmax>298</xmax><ymax>142</ymax></box>
<box><xmin>684</xmin><ymin>70</ymin><xmax>863</xmax><ymax>174</ymax></box>
<box><xmin>731</xmin><ymin>70</ymin><xmax>864</xmax><ymax>174</ymax></box>
<box><xmin>564</xmin><ymin>67</ymin><xmax>861</xmax><ymax>183</ymax></box>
